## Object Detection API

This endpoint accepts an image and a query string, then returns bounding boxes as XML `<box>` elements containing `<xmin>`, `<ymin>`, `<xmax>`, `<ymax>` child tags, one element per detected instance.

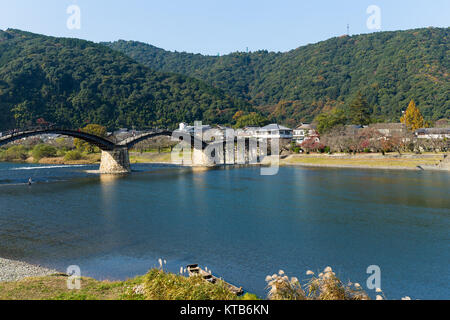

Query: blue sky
<box><xmin>0</xmin><ymin>0</ymin><xmax>448</xmax><ymax>55</ymax></box>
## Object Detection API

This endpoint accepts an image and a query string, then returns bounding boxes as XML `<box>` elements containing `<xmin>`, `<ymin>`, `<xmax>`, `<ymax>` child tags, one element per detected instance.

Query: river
<box><xmin>0</xmin><ymin>162</ymin><xmax>449</xmax><ymax>299</ymax></box>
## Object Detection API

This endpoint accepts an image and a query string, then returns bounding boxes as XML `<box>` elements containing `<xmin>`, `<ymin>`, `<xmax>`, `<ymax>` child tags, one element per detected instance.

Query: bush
<box><xmin>3</xmin><ymin>145</ymin><xmax>29</xmax><ymax>161</ymax></box>
<box><xmin>64</xmin><ymin>150</ymin><xmax>83</xmax><ymax>161</ymax></box>
<box><xmin>32</xmin><ymin>144</ymin><xmax>57</xmax><ymax>161</ymax></box>
<box><xmin>143</xmin><ymin>269</ymin><xmax>237</xmax><ymax>300</ymax></box>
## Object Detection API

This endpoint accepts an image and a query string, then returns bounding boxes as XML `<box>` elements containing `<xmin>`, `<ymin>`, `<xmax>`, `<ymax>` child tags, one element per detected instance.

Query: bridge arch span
<box><xmin>0</xmin><ymin>129</ymin><xmax>116</xmax><ymax>151</ymax></box>
<box><xmin>118</xmin><ymin>130</ymin><xmax>208</xmax><ymax>150</ymax></box>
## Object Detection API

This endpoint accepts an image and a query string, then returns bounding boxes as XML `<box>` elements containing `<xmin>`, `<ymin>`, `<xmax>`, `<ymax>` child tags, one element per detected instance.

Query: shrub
<box><xmin>64</xmin><ymin>150</ymin><xmax>83</xmax><ymax>161</ymax></box>
<box><xmin>32</xmin><ymin>144</ymin><xmax>57</xmax><ymax>161</ymax></box>
<box><xmin>143</xmin><ymin>269</ymin><xmax>236</xmax><ymax>300</ymax></box>
<box><xmin>4</xmin><ymin>145</ymin><xmax>29</xmax><ymax>161</ymax></box>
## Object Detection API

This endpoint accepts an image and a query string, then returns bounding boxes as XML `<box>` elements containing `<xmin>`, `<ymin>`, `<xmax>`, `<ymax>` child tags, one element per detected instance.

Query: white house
<box><xmin>293</xmin><ymin>124</ymin><xmax>319</xmax><ymax>145</ymax></box>
<box><xmin>415</xmin><ymin>128</ymin><xmax>450</xmax><ymax>140</ymax></box>
<box><xmin>255</xmin><ymin>124</ymin><xmax>293</xmax><ymax>140</ymax></box>
<box><xmin>178</xmin><ymin>122</ymin><xmax>212</xmax><ymax>134</ymax></box>
<box><xmin>368</xmin><ymin>123</ymin><xmax>407</xmax><ymax>137</ymax></box>
<box><xmin>236</xmin><ymin>127</ymin><xmax>259</xmax><ymax>138</ymax></box>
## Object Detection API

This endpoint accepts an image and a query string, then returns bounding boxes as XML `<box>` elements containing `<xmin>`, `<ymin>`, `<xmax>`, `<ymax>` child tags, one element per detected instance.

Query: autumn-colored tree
<box><xmin>301</xmin><ymin>137</ymin><xmax>324</xmax><ymax>153</ymax></box>
<box><xmin>401</xmin><ymin>100</ymin><xmax>424</xmax><ymax>131</ymax></box>
<box><xmin>232</xmin><ymin>111</ymin><xmax>245</xmax><ymax>121</ymax></box>
<box><xmin>74</xmin><ymin>124</ymin><xmax>107</xmax><ymax>153</ymax></box>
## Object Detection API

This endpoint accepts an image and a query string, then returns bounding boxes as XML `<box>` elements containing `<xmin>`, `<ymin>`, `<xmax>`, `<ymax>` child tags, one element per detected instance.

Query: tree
<box><xmin>349</xmin><ymin>92</ymin><xmax>371</xmax><ymax>126</ymax></box>
<box><xmin>400</xmin><ymin>100</ymin><xmax>424</xmax><ymax>131</ymax></box>
<box><xmin>234</xmin><ymin>112</ymin><xmax>269</xmax><ymax>128</ymax></box>
<box><xmin>31</xmin><ymin>144</ymin><xmax>57</xmax><ymax>161</ymax></box>
<box><xmin>74</xmin><ymin>124</ymin><xmax>107</xmax><ymax>153</ymax></box>
<box><xmin>232</xmin><ymin>111</ymin><xmax>245</xmax><ymax>121</ymax></box>
<box><xmin>301</xmin><ymin>137</ymin><xmax>324</xmax><ymax>153</ymax></box>
<box><xmin>315</xmin><ymin>108</ymin><xmax>347</xmax><ymax>134</ymax></box>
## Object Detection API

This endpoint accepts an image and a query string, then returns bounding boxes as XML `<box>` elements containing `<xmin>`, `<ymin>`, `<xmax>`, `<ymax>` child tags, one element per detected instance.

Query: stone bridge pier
<box><xmin>99</xmin><ymin>147</ymin><xmax>131</xmax><ymax>174</ymax></box>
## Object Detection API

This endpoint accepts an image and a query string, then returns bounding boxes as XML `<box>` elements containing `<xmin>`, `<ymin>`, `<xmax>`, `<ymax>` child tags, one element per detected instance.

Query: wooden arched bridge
<box><xmin>0</xmin><ymin>127</ymin><xmax>269</xmax><ymax>173</ymax></box>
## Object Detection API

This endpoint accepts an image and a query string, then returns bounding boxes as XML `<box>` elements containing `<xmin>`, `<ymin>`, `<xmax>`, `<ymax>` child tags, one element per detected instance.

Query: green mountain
<box><xmin>105</xmin><ymin>28</ymin><xmax>449</xmax><ymax>126</ymax></box>
<box><xmin>0</xmin><ymin>29</ymin><xmax>250</xmax><ymax>131</ymax></box>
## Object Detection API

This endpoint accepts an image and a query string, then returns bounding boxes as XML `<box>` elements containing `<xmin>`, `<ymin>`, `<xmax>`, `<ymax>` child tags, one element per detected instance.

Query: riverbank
<box><xmin>37</xmin><ymin>155</ymin><xmax>100</xmax><ymax>165</ymax></box>
<box><xmin>0</xmin><ymin>152</ymin><xmax>169</xmax><ymax>166</ymax></box>
<box><xmin>280</xmin><ymin>153</ymin><xmax>447</xmax><ymax>171</ymax></box>
<box><xmin>130</xmin><ymin>151</ymin><xmax>449</xmax><ymax>171</ymax></box>
<box><xmin>0</xmin><ymin>262</ymin><xmax>253</xmax><ymax>300</ymax></box>
<box><xmin>0</xmin><ymin>258</ymin><xmax>59</xmax><ymax>282</ymax></box>
<box><xmin>0</xmin><ymin>255</ymin><xmax>244</xmax><ymax>300</ymax></box>
<box><xmin>0</xmin><ymin>155</ymin><xmax>101</xmax><ymax>166</ymax></box>
<box><xmin>129</xmin><ymin>152</ymin><xmax>172</xmax><ymax>164</ymax></box>
<box><xmin>0</xmin><ymin>261</ymin><xmax>374</xmax><ymax>300</ymax></box>
<box><xmin>128</xmin><ymin>151</ymin><xmax>448</xmax><ymax>171</ymax></box>
<box><xmin>2</xmin><ymin>152</ymin><xmax>448</xmax><ymax>172</ymax></box>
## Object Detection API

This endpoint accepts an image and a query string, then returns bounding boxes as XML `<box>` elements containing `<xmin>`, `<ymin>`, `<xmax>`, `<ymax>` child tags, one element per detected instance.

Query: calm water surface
<box><xmin>0</xmin><ymin>162</ymin><xmax>449</xmax><ymax>299</ymax></box>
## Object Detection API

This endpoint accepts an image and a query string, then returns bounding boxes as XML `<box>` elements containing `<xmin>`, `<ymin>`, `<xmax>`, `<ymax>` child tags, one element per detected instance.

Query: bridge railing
<box><xmin>0</xmin><ymin>124</ymin><xmax>61</xmax><ymax>139</ymax></box>
<box><xmin>0</xmin><ymin>125</ymin><xmax>115</xmax><ymax>144</ymax></box>
<box><xmin>113</xmin><ymin>128</ymin><xmax>171</xmax><ymax>145</ymax></box>
<box><xmin>1</xmin><ymin>126</ymin><xmax>172</xmax><ymax>145</ymax></box>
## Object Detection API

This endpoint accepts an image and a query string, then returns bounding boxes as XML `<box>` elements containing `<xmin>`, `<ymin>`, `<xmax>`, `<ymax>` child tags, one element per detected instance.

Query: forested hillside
<box><xmin>105</xmin><ymin>28</ymin><xmax>449</xmax><ymax>126</ymax></box>
<box><xmin>0</xmin><ymin>29</ymin><xmax>249</xmax><ymax>131</ymax></box>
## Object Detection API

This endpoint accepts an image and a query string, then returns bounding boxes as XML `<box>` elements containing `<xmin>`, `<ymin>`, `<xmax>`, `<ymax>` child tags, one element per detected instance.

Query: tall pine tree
<box><xmin>349</xmin><ymin>92</ymin><xmax>371</xmax><ymax>126</ymax></box>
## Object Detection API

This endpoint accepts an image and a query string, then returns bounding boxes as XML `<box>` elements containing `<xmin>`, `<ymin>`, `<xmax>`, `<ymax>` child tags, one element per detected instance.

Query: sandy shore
<box><xmin>0</xmin><ymin>258</ymin><xmax>60</xmax><ymax>282</ymax></box>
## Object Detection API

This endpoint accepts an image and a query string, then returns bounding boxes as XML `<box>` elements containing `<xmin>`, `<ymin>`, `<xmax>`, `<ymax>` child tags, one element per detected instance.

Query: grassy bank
<box><xmin>0</xmin><ymin>144</ymin><xmax>101</xmax><ymax>165</ymax></box>
<box><xmin>37</xmin><ymin>154</ymin><xmax>101</xmax><ymax>165</ymax></box>
<box><xmin>129</xmin><ymin>151</ymin><xmax>446</xmax><ymax>171</ymax></box>
<box><xmin>0</xmin><ymin>269</ymin><xmax>256</xmax><ymax>301</ymax></box>
<box><xmin>281</xmin><ymin>153</ymin><xmax>445</xmax><ymax>169</ymax></box>
<box><xmin>0</xmin><ymin>266</ymin><xmax>408</xmax><ymax>300</ymax></box>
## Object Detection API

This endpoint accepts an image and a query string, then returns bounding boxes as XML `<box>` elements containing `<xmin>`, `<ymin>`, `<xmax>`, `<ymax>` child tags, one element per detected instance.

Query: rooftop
<box><xmin>295</xmin><ymin>123</ymin><xmax>316</xmax><ymax>130</ymax></box>
<box><xmin>415</xmin><ymin>128</ymin><xmax>450</xmax><ymax>134</ymax></box>
<box><xmin>369</xmin><ymin>123</ymin><xmax>406</xmax><ymax>129</ymax></box>
<box><xmin>260</xmin><ymin>124</ymin><xmax>292</xmax><ymax>131</ymax></box>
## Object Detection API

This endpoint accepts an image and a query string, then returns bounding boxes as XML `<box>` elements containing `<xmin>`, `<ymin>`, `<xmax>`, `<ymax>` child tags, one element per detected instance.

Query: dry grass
<box><xmin>37</xmin><ymin>153</ymin><xmax>101</xmax><ymax>165</ymax></box>
<box><xmin>0</xmin><ymin>269</ymin><xmax>257</xmax><ymax>301</ymax></box>
<box><xmin>129</xmin><ymin>152</ymin><xmax>173</xmax><ymax>164</ymax></box>
<box><xmin>0</xmin><ymin>275</ymin><xmax>144</xmax><ymax>300</ymax></box>
<box><xmin>143</xmin><ymin>269</ymin><xmax>239</xmax><ymax>300</ymax></box>
<box><xmin>266</xmin><ymin>267</ymin><xmax>370</xmax><ymax>300</ymax></box>
<box><xmin>282</xmin><ymin>154</ymin><xmax>443</xmax><ymax>168</ymax></box>
<box><xmin>0</xmin><ymin>267</ymin><xmax>409</xmax><ymax>300</ymax></box>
